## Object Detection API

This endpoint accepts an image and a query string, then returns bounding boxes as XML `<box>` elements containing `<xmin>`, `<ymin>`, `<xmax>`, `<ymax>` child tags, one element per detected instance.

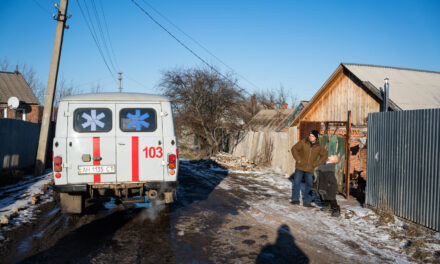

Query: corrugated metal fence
<box><xmin>366</xmin><ymin>108</ymin><xmax>440</xmax><ymax>231</ymax></box>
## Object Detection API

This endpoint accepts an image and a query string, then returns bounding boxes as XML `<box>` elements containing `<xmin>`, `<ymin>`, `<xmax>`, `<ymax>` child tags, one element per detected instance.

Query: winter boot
<box><xmin>320</xmin><ymin>204</ymin><xmax>331</xmax><ymax>212</ymax></box>
<box><xmin>330</xmin><ymin>206</ymin><xmax>340</xmax><ymax>217</ymax></box>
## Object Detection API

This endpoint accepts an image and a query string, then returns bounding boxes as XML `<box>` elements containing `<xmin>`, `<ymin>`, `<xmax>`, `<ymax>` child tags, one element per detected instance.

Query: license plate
<box><xmin>78</xmin><ymin>165</ymin><xmax>115</xmax><ymax>175</ymax></box>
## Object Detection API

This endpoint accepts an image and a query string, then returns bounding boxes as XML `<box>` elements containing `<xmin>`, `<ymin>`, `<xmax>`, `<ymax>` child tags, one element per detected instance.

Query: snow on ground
<box><xmin>206</xmin><ymin>154</ymin><xmax>440</xmax><ymax>263</ymax></box>
<box><xmin>226</xmin><ymin>168</ymin><xmax>440</xmax><ymax>263</ymax></box>
<box><xmin>0</xmin><ymin>171</ymin><xmax>54</xmax><ymax>237</ymax></box>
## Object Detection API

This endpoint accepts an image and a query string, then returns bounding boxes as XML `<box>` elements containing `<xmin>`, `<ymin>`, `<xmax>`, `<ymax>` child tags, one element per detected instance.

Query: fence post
<box><xmin>345</xmin><ymin>111</ymin><xmax>351</xmax><ymax>198</ymax></box>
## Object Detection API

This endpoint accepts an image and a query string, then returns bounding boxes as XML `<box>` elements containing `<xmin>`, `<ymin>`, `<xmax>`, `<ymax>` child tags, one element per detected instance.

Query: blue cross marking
<box><xmin>126</xmin><ymin>110</ymin><xmax>150</xmax><ymax>131</ymax></box>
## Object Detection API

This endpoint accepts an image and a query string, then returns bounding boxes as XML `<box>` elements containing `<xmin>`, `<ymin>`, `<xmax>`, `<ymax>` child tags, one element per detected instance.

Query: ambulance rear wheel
<box><xmin>60</xmin><ymin>193</ymin><xmax>84</xmax><ymax>214</ymax></box>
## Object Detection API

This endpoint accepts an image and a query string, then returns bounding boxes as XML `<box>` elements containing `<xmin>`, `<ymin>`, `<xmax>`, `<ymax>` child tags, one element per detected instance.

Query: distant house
<box><xmin>0</xmin><ymin>71</ymin><xmax>40</xmax><ymax>123</ymax></box>
<box><xmin>290</xmin><ymin>63</ymin><xmax>440</xmax><ymax>178</ymax></box>
<box><xmin>247</xmin><ymin>103</ymin><xmax>296</xmax><ymax>132</ymax></box>
<box><xmin>229</xmin><ymin>103</ymin><xmax>299</xmax><ymax>174</ymax></box>
<box><xmin>284</xmin><ymin>100</ymin><xmax>308</xmax><ymax>129</ymax></box>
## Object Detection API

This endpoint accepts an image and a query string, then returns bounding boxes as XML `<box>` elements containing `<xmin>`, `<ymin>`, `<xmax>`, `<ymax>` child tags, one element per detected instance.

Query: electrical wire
<box><xmin>90</xmin><ymin>0</ymin><xmax>119</xmax><ymax>73</ymax></box>
<box><xmin>76</xmin><ymin>76</ymin><xmax>109</xmax><ymax>88</ymax></box>
<box><xmin>80</xmin><ymin>0</ymin><xmax>111</xmax><ymax>70</ymax></box>
<box><xmin>76</xmin><ymin>0</ymin><xmax>117</xmax><ymax>84</ymax></box>
<box><xmin>125</xmin><ymin>74</ymin><xmax>155</xmax><ymax>91</ymax></box>
<box><xmin>140</xmin><ymin>0</ymin><xmax>261</xmax><ymax>91</ymax></box>
<box><xmin>31</xmin><ymin>0</ymin><xmax>52</xmax><ymax>16</ymax></box>
<box><xmin>131</xmin><ymin>0</ymin><xmax>245</xmax><ymax>91</ymax></box>
<box><xmin>98</xmin><ymin>0</ymin><xmax>120</xmax><ymax>71</ymax></box>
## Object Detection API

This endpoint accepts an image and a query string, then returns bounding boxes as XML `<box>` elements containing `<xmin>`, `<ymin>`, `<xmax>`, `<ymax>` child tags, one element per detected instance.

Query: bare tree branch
<box><xmin>54</xmin><ymin>76</ymin><xmax>80</xmax><ymax>107</ymax></box>
<box><xmin>160</xmin><ymin>67</ymin><xmax>246</xmax><ymax>155</ymax></box>
<box><xmin>255</xmin><ymin>84</ymin><xmax>298</xmax><ymax>109</ymax></box>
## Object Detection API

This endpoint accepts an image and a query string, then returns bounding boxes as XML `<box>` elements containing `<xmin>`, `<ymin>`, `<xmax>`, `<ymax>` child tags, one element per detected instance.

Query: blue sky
<box><xmin>1</xmin><ymin>0</ymin><xmax>439</xmax><ymax>103</ymax></box>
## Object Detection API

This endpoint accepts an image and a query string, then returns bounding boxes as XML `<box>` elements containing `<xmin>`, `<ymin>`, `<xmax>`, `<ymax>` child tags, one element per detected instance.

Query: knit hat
<box><xmin>310</xmin><ymin>130</ymin><xmax>319</xmax><ymax>140</ymax></box>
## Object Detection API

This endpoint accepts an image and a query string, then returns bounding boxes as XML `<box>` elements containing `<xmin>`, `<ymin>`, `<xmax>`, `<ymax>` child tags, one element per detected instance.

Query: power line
<box><xmin>80</xmin><ymin>0</ymin><xmax>113</xmax><ymax>72</ymax></box>
<box><xmin>90</xmin><ymin>0</ymin><xmax>119</xmax><ymax>73</ymax></box>
<box><xmin>31</xmin><ymin>0</ymin><xmax>52</xmax><ymax>16</ymax></box>
<box><xmin>98</xmin><ymin>0</ymin><xmax>120</xmax><ymax>71</ymax></box>
<box><xmin>131</xmin><ymin>0</ymin><xmax>245</xmax><ymax>91</ymax></box>
<box><xmin>125</xmin><ymin>74</ymin><xmax>155</xmax><ymax>91</ymax></box>
<box><xmin>76</xmin><ymin>0</ymin><xmax>117</xmax><ymax>83</ymax></box>
<box><xmin>140</xmin><ymin>0</ymin><xmax>261</xmax><ymax>91</ymax></box>
<box><xmin>76</xmin><ymin>76</ymin><xmax>110</xmax><ymax>88</ymax></box>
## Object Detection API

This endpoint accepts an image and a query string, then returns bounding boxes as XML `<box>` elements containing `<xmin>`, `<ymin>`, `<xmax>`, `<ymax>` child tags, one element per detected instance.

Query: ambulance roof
<box><xmin>61</xmin><ymin>93</ymin><xmax>170</xmax><ymax>102</ymax></box>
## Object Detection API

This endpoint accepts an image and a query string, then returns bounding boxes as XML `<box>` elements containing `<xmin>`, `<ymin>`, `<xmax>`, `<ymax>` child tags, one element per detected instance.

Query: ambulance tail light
<box><xmin>54</xmin><ymin>156</ymin><xmax>62</xmax><ymax>172</ymax></box>
<box><xmin>168</xmin><ymin>154</ymin><xmax>176</xmax><ymax>169</ymax></box>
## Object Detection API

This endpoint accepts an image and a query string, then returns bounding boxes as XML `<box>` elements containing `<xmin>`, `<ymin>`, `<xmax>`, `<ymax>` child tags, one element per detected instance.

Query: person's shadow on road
<box><xmin>256</xmin><ymin>224</ymin><xmax>309</xmax><ymax>264</ymax></box>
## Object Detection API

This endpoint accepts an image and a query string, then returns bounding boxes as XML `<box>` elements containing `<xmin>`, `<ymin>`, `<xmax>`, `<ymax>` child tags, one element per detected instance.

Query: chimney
<box><xmin>251</xmin><ymin>94</ymin><xmax>257</xmax><ymax>115</ymax></box>
<box><xmin>282</xmin><ymin>103</ymin><xmax>288</xmax><ymax>110</ymax></box>
<box><xmin>384</xmin><ymin>78</ymin><xmax>389</xmax><ymax>112</ymax></box>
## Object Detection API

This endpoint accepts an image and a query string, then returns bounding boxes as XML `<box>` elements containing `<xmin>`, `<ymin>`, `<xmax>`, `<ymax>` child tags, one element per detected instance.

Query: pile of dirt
<box><xmin>211</xmin><ymin>152</ymin><xmax>260</xmax><ymax>171</ymax></box>
<box><xmin>398</xmin><ymin>224</ymin><xmax>440</xmax><ymax>263</ymax></box>
<box><xmin>373</xmin><ymin>207</ymin><xmax>395</xmax><ymax>226</ymax></box>
<box><xmin>178</xmin><ymin>146</ymin><xmax>204</xmax><ymax>160</ymax></box>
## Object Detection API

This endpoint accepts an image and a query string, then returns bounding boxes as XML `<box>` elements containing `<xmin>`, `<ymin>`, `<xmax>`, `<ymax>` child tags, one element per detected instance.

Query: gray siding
<box><xmin>366</xmin><ymin>108</ymin><xmax>440</xmax><ymax>231</ymax></box>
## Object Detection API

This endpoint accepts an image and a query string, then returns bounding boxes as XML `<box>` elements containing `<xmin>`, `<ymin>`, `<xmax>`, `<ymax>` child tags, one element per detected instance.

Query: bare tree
<box><xmin>160</xmin><ymin>67</ymin><xmax>245</xmax><ymax>155</ymax></box>
<box><xmin>54</xmin><ymin>76</ymin><xmax>80</xmax><ymax>106</ymax></box>
<box><xmin>255</xmin><ymin>84</ymin><xmax>298</xmax><ymax>110</ymax></box>
<box><xmin>20</xmin><ymin>64</ymin><xmax>46</xmax><ymax>105</ymax></box>
<box><xmin>1</xmin><ymin>57</ymin><xmax>10</xmax><ymax>71</ymax></box>
<box><xmin>90</xmin><ymin>83</ymin><xmax>102</xmax><ymax>93</ymax></box>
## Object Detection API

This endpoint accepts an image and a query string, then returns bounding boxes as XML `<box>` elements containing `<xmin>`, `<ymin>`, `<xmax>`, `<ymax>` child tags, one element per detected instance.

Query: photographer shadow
<box><xmin>256</xmin><ymin>224</ymin><xmax>309</xmax><ymax>264</ymax></box>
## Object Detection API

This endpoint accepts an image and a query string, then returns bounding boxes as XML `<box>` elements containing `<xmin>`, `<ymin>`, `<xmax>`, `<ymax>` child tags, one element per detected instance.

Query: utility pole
<box><xmin>118</xmin><ymin>72</ymin><xmax>122</xmax><ymax>92</ymax></box>
<box><xmin>35</xmin><ymin>0</ymin><xmax>69</xmax><ymax>176</ymax></box>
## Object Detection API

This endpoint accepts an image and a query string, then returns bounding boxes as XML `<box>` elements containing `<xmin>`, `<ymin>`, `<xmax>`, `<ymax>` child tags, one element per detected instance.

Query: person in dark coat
<box><xmin>291</xmin><ymin>130</ymin><xmax>328</xmax><ymax>207</ymax></box>
<box><xmin>316</xmin><ymin>155</ymin><xmax>341</xmax><ymax>217</ymax></box>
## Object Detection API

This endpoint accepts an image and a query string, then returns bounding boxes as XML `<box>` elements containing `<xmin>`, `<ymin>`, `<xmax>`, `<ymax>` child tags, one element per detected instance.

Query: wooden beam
<box><xmin>345</xmin><ymin>111</ymin><xmax>352</xmax><ymax>199</ymax></box>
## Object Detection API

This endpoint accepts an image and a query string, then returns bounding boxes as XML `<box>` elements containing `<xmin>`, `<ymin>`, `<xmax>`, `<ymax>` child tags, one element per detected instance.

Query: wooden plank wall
<box><xmin>302</xmin><ymin>70</ymin><xmax>380</xmax><ymax>126</ymax></box>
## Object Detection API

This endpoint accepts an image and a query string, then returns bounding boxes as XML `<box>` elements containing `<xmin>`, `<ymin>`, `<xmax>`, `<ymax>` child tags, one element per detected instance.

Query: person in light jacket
<box><xmin>290</xmin><ymin>130</ymin><xmax>328</xmax><ymax>207</ymax></box>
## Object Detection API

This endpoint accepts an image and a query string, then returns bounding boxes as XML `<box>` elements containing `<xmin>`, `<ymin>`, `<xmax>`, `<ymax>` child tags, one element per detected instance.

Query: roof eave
<box><xmin>360</xmin><ymin>81</ymin><xmax>401</xmax><ymax>111</ymax></box>
<box><xmin>290</xmin><ymin>64</ymin><xmax>345</xmax><ymax>126</ymax></box>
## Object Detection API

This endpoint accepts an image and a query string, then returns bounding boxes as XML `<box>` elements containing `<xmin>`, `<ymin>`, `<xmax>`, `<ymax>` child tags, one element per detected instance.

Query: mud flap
<box><xmin>60</xmin><ymin>193</ymin><xmax>84</xmax><ymax>214</ymax></box>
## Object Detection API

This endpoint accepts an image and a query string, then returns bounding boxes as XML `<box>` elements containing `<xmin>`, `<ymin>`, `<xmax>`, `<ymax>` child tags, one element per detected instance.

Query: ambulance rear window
<box><xmin>73</xmin><ymin>108</ymin><xmax>112</xmax><ymax>133</ymax></box>
<box><xmin>120</xmin><ymin>108</ymin><xmax>157</xmax><ymax>132</ymax></box>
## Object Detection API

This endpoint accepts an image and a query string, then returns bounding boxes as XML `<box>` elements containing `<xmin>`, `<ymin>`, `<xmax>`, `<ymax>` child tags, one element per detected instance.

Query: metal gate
<box><xmin>366</xmin><ymin>108</ymin><xmax>440</xmax><ymax>231</ymax></box>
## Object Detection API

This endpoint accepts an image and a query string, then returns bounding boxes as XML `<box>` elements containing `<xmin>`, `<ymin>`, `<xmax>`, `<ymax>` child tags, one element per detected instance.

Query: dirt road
<box><xmin>0</xmin><ymin>158</ymin><xmax>438</xmax><ymax>263</ymax></box>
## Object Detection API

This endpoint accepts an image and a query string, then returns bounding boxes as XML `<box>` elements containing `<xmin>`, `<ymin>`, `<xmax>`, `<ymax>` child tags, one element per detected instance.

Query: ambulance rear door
<box><xmin>66</xmin><ymin>103</ymin><xmax>117</xmax><ymax>184</ymax></box>
<box><xmin>115</xmin><ymin>104</ymin><xmax>164</xmax><ymax>183</ymax></box>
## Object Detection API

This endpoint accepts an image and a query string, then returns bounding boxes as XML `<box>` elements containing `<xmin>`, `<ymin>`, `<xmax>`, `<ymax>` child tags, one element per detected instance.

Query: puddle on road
<box><xmin>242</xmin><ymin>239</ymin><xmax>256</xmax><ymax>245</ymax></box>
<box><xmin>33</xmin><ymin>230</ymin><xmax>45</xmax><ymax>239</ymax></box>
<box><xmin>233</xmin><ymin>225</ymin><xmax>251</xmax><ymax>231</ymax></box>
<box><xmin>103</xmin><ymin>198</ymin><xmax>119</xmax><ymax>210</ymax></box>
<box><xmin>46</xmin><ymin>208</ymin><xmax>60</xmax><ymax>217</ymax></box>
<box><xmin>17</xmin><ymin>239</ymin><xmax>30</xmax><ymax>255</ymax></box>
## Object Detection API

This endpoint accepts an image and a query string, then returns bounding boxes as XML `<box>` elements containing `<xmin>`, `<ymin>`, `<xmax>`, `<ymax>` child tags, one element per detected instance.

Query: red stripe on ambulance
<box><xmin>93</xmin><ymin>137</ymin><xmax>101</xmax><ymax>183</ymax></box>
<box><xmin>132</xmin><ymin>136</ymin><xmax>139</xmax><ymax>181</ymax></box>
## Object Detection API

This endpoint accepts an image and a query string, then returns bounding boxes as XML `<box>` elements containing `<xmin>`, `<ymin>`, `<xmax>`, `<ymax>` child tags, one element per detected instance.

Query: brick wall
<box><xmin>320</xmin><ymin>127</ymin><xmax>368</xmax><ymax>179</ymax></box>
<box><xmin>0</xmin><ymin>103</ymin><xmax>40</xmax><ymax>123</ymax></box>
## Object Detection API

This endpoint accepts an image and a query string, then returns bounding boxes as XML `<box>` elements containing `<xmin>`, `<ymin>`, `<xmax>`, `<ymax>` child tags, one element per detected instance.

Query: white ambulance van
<box><xmin>52</xmin><ymin>93</ymin><xmax>178</xmax><ymax>214</ymax></box>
